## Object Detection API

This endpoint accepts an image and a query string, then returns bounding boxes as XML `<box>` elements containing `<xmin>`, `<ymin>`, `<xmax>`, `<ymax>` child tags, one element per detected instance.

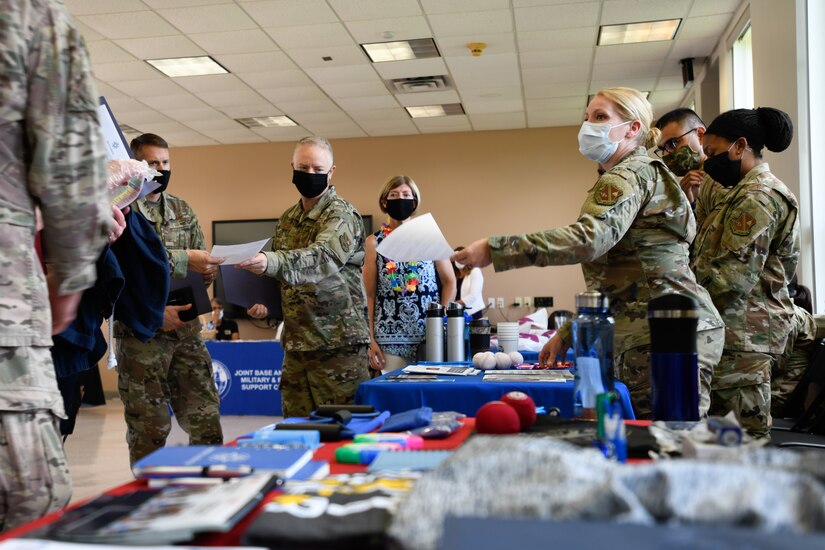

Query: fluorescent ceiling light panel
<box><xmin>406</xmin><ymin>103</ymin><xmax>464</xmax><ymax>118</ymax></box>
<box><xmin>146</xmin><ymin>56</ymin><xmax>228</xmax><ymax>77</ymax></box>
<box><xmin>361</xmin><ymin>38</ymin><xmax>440</xmax><ymax>63</ymax></box>
<box><xmin>598</xmin><ymin>19</ymin><xmax>681</xmax><ymax>46</ymax></box>
<box><xmin>236</xmin><ymin>116</ymin><xmax>298</xmax><ymax>128</ymax></box>
<box><xmin>118</xmin><ymin>124</ymin><xmax>141</xmax><ymax>134</ymax></box>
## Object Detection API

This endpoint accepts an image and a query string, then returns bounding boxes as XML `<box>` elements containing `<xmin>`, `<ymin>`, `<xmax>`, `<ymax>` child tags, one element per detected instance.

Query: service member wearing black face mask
<box><xmin>361</xmin><ymin>176</ymin><xmax>456</xmax><ymax>376</ymax></box>
<box><xmin>238</xmin><ymin>137</ymin><xmax>371</xmax><ymax>418</ymax></box>
<box><xmin>690</xmin><ymin>107</ymin><xmax>800</xmax><ymax>439</ymax></box>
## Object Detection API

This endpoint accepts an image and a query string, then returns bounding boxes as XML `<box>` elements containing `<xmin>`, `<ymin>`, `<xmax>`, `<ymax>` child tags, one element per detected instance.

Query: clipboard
<box><xmin>168</xmin><ymin>271</ymin><xmax>212</xmax><ymax>322</ymax></box>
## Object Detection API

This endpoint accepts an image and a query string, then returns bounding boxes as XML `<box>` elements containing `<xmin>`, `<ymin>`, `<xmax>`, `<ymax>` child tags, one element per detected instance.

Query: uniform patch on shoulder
<box><xmin>595</xmin><ymin>181</ymin><xmax>624</xmax><ymax>206</ymax></box>
<box><xmin>730</xmin><ymin>212</ymin><xmax>756</xmax><ymax>236</ymax></box>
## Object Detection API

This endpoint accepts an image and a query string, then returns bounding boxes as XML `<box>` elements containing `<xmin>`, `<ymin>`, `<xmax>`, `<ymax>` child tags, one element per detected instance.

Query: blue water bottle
<box><xmin>648</xmin><ymin>294</ymin><xmax>699</xmax><ymax>421</ymax></box>
<box><xmin>572</xmin><ymin>291</ymin><xmax>614</xmax><ymax>420</ymax></box>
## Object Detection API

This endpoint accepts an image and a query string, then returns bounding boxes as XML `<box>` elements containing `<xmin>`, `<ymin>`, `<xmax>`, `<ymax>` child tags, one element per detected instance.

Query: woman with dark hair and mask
<box><xmin>363</xmin><ymin>176</ymin><xmax>456</xmax><ymax>374</ymax></box>
<box><xmin>692</xmin><ymin>107</ymin><xmax>799</xmax><ymax>438</ymax></box>
<box><xmin>453</xmin><ymin>87</ymin><xmax>724</xmax><ymax>419</ymax></box>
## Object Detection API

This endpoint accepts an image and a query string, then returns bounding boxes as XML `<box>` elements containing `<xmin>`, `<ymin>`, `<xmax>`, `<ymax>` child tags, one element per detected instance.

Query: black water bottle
<box><xmin>648</xmin><ymin>294</ymin><xmax>699</xmax><ymax>421</ymax></box>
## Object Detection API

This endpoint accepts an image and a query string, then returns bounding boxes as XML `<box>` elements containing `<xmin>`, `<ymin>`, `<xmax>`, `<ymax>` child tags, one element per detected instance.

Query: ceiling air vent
<box><xmin>388</xmin><ymin>75</ymin><xmax>451</xmax><ymax>94</ymax></box>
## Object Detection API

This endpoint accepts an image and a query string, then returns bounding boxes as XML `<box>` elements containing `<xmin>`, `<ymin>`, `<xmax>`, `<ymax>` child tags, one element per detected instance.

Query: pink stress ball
<box><xmin>501</xmin><ymin>391</ymin><xmax>537</xmax><ymax>430</ymax></box>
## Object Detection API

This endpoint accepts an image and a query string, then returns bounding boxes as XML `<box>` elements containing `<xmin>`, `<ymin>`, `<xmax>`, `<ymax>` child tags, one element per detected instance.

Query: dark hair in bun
<box><xmin>705</xmin><ymin>107</ymin><xmax>793</xmax><ymax>155</ymax></box>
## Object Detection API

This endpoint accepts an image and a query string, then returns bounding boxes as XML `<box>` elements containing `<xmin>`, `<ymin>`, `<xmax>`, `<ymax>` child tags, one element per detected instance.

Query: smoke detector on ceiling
<box><xmin>387</xmin><ymin>75</ymin><xmax>451</xmax><ymax>93</ymax></box>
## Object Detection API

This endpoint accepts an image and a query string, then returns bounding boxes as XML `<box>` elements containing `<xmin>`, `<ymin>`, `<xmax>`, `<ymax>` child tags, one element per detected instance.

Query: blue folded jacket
<box><xmin>378</xmin><ymin>407</ymin><xmax>433</xmax><ymax>433</ymax></box>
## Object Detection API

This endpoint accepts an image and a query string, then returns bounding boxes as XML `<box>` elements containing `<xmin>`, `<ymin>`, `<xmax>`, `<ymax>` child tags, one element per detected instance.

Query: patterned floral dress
<box><xmin>373</xmin><ymin>225</ymin><xmax>440</xmax><ymax>359</ymax></box>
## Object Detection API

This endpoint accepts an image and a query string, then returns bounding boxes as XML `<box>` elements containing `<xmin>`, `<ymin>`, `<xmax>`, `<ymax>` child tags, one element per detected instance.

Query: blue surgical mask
<box><xmin>578</xmin><ymin>120</ymin><xmax>631</xmax><ymax>164</ymax></box>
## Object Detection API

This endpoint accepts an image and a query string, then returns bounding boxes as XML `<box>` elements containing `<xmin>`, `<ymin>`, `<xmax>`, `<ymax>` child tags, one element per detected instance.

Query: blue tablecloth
<box><xmin>206</xmin><ymin>340</ymin><xmax>283</xmax><ymax>415</ymax></box>
<box><xmin>356</xmin><ymin>369</ymin><xmax>635</xmax><ymax>419</ymax></box>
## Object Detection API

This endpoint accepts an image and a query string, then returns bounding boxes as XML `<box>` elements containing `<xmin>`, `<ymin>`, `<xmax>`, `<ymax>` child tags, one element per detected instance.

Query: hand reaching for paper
<box><xmin>451</xmin><ymin>238</ymin><xmax>492</xmax><ymax>269</ymax></box>
<box><xmin>238</xmin><ymin>253</ymin><xmax>268</xmax><ymax>275</ymax></box>
<box><xmin>188</xmin><ymin>250</ymin><xmax>224</xmax><ymax>274</ymax></box>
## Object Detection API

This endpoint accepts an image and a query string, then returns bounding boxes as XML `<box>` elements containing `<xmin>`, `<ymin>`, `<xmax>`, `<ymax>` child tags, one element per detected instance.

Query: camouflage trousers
<box><xmin>0</xmin><ymin>410</ymin><xmax>71</xmax><ymax>532</ymax></box>
<box><xmin>709</xmin><ymin>351</ymin><xmax>774</xmax><ymax>439</ymax></box>
<box><xmin>281</xmin><ymin>344</ymin><xmax>370</xmax><ymax>418</ymax></box>
<box><xmin>116</xmin><ymin>334</ymin><xmax>223</xmax><ymax>465</ymax></box>
<box><xmin>772</xmin><ymin>313</ymin><xmax>817</xmax><ymax>416</ymax></box>
<box><xmin>615</xmin><ymin>327</ymin><xmax>724</xmax><ymax>420</ymax></box>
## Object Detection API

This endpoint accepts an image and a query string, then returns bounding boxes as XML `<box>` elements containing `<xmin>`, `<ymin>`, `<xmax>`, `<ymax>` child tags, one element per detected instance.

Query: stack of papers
<box><xmin>403</xmin><ymin>365</ymin><xmax>480</xmax><ymax>376</ymax></box>
<box><xmin>483</xmin><ymin>370</ymin><xmax>572</xmax><ymax>382</ymax></box>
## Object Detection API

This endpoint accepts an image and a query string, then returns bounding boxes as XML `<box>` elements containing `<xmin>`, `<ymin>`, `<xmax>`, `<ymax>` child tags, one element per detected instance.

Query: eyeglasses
<box><xmin>654</xmin><ymin>127</ymin><xmax>698</xmax><ymax>157</ymax></box>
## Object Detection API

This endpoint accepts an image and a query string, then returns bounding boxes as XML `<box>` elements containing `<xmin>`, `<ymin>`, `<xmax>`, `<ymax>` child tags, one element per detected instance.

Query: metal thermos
<box><xmin>425</xmin><ymin>302</ymin><xmax>445</xmax><ymax>362</ymax></box>
<box><xmin>446</xmin><ymin>302</ymin><xmax>466</xmax><ymax>362</ymax></box>
<box><xmin>649</xmin><ymin>294</ymin><xmax>700</xmax><ymax>421</ymax></box>
<box><xmin>572</xmin><ymin>291</ymin><xmax>615</xmax><ymax>420</ymax></box>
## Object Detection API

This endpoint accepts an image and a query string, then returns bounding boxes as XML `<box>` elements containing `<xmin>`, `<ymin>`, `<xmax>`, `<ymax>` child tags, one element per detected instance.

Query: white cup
<box><xmin>498</xmin><ymin>336</ymin><xmax>518</xmax><ymax>354</ymax></box>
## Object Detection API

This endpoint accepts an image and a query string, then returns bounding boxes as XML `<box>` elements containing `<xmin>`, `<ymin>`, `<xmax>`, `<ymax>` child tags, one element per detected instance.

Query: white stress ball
<box><xmin>495</xmin><ymin>352</ymin><xmax>513</xmax><ymax>369</ymax></box>
<box><xmin>479</xmin><ymin>352</ymin><xmax>497</xmax><ymax>370</ymax></box>
<box><xmin>509</xmin><ymin>351</ymin><xmax>524</xmax><ymax>365</ymax></box>
<box><xmin>472</xmin><ymin>352</ymin><xmax>485</xmax><ymax>367</ymax></box>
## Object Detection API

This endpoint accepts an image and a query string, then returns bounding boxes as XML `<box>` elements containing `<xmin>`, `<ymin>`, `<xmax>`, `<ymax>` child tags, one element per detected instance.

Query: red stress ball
<box><xmin>501</xmin><ymin>391</ymin><xmax>537</xmax><ymax>430</ymax></box>
<box><xmin>476</xmin><ymin>400</ymin><xmax>521</xmax><ymax>434</ymax></box>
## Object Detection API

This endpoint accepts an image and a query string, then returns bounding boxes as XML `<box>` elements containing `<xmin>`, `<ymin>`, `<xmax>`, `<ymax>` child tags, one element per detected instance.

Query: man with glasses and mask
<box><xmin>239</xmin><ymin>137</ymin><xmax>370</xmax><ymax>417</ymax></box>
<box><xmin>654</xmin><ymin>108</ymin><xmax>726</xmax><ymax>227</ymax></box>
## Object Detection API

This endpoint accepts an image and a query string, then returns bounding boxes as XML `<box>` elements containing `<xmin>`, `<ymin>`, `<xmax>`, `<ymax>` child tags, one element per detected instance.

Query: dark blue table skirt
<box><xmin>206</xmin><ymin>340</ymin><xmax>283</xmax><ymax>416</ymax></box>
<box><xmin>356</xmin><ymin>369</ymin><xmax>635</xmax><ymax>419</ymax></box>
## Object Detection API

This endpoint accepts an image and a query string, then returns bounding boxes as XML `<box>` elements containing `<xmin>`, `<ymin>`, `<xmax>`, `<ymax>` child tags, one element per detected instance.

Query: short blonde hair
<box><xmin>294</xmin><ymin>136</ymin><xmax>333</xmax><ymax>161</ymax></box>
<box><xmin>378</xmin><ymin>175</ymin><xmax>421</xmax><ymax>213</ymax></box>
<box><xmin>595</xmin><ymin>87</ymin><xmax>658</xmax><ymax>149</ymax></box>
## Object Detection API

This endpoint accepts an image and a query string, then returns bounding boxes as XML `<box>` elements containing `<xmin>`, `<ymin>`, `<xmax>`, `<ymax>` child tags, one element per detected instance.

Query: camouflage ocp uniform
<box><xmin>490</xmin><ymin>147</ymin><xmax>724</xmax><ymax>419</ymax></box>
<box><xmin>692</xmin><ymin>163</ymin><xmax>800</xmax><ymax>437</ymax></box>
<box><xmin>115</xmin><ymin>193</ymin><xmax>222</xmax><ymax>464</ymax></box>
<box><xmin>261</xmin><ymin>186</ymin><xmax>370</xmax><ymax>417</ymax></box>
<box><xmin>0</xmin><ymin>0</ymin><xmax>110</xmax><ymax>530</ymax></box>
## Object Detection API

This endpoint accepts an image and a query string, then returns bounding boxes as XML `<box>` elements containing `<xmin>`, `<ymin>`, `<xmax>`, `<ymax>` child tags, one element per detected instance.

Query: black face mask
<box><xmin>385</xmin><ymin>198</ymin><xmax>416</xmax><ymax>221</ymax></box>
<box><xmin>292</xmin><ymin>170</ymin><xmax>328</xmax><ymax>198</ymax></box>
<box><xmin>152</xmin><ymin>170</ymin><xmax>171</xmax><ymax>194</ymax></box>
<box><xmin>702</xmin><ymin>145</ymin><xmax>742</xmax><ymax>188</ymax></box>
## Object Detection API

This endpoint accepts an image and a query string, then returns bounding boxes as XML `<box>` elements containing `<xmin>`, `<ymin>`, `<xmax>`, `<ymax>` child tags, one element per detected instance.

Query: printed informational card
<box><xmin>375</xmin><ymin>213</ymin><xmax>454</xmax><ymax>261</ymax></box>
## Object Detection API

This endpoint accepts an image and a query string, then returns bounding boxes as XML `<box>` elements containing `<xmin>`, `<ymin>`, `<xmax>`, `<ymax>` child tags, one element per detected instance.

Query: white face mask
<box><xmin>578</xmin><ymin>120</ymin><xmax>631</xmax><ymax>164</ymax></box>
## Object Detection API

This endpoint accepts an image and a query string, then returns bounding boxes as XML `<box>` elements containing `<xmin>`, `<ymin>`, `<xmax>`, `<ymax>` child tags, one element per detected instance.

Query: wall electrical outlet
<box><xmin>534</xmin><ymin>296</ymin><xmax>554</xmax><ymax>308</ymax></box>
<box><xmin>487</xmin><ymin>297</ymin><xmax>495</xmax><ymax>309</ymax></box>
<box><xmin>496</xmin><ymin>297</ymin><xmax>505</xmax><ymax>308</ymax></box>
<box><xmin>514</xmin><ymin>296</ymin><xmax>522</xmax><ymax>307</ymax></box>
<box><xmin>523</xmin><ymin>296</ymin><xmax>532</xmax><ymax>309</ymax></box>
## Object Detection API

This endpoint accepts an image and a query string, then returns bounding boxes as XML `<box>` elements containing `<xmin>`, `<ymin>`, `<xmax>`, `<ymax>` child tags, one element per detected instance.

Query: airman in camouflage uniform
<box><xmin>240</xmin><ymin>137</ymin><xmax>370</xmax><ymax>418</ymax></box>
<box><xmin>114</xmin><ymin>134</ymin><xmax>222</xmax><ymax>465</ymax></box>
<box><xmin>692</xmin><ymin>107</ymin><xmax>799</xmax><ymax>438</ymax></box>
<box><xmin>0</xmin><ymin>0</ymin><xmax>111</xmax><ymax>530</ymax></box>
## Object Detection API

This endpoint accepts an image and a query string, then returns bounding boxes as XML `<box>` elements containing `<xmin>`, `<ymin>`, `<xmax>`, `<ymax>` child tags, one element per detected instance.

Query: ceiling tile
<box><xmin>195</xmin><ymin>88</ymin><xmax>268</xmax><ymax>108</ymax></box>
<box><xmin>301</xmin><ymin>120</ymin><xmax>365</xmax><ymax>135</ymax></box>
<box><xmin>78</xmin><ymin>12</ymin><xmax>179</xmax><ymax>39</ymax></box>
<box><xmin>462</xmin><ymin>98</ymin><xmax>524</xmax><ymax>114</ymax></box>
<box><xmin>667</xmin><ymin>37</ymin><xmax>715</xmax><ymax>62</ymax></box>
<box><xmin>251</xmin><ymin>126</ymin><xmax>313</xmax><ymax>141</ymax></box>
<box><xmin>65</xmin><ymin>0</ymin><xmax>150</xmax><ymax>15</ymax></box>
<box><xmin>588</xmin><ymin>77</ymin><xmax>657</xmax><ymax>93</ymax></box>
<box><xmin>219</xmin><ymin>104</ymin><xmax>284</xmax><ymax>118</ymax></box>
<box><xmin>139</xmin><ymin>93</ymin><xmax>210</xmax><ymax>111</ymax></box>
<box><xmin>287</xmin><ymin>45</ymin><xmax>369</xmax><ymax>69</ymax></box>
<box><xmin>414</xmin><ymin>115</ymin><xmax>472</xmax><ymax>133</ymax></box>
<box><xmin>527</xmin><ymin>96</ymin><xmax>586</xmax><ymax>111</ymax></box>
<box><xmin>238</xmin><ymin>69</ymin><xmax>316</xmax><ymax>89</ymax></box>
<box><xmin>364</xmin><ymin>123</ymin><xmax>419</xmax><ymax>136</ymax></box>
<box><xmin>524</xmin><ymin>81</ymin><xmax>588</xmax><ymax>99</ymax></box>
<box><xmin>305</xmin><ymin>64</ymin><xmax>381</xmax><ymax>85</ymax></box>
<box><xmin>395</xmin><ymin>90</ymin><xmax>460</xmax><ymax>107</ymax></box>
<box><xmin>521</xmin><ymin>48</ymin><xmax>594</xmax><ymax>69</ymax></box>
<box><xmin>328</xmin><ymin>0</ymin><xmax>421</xmax><ymax>20</ymax></box>
<box><xmin>118</xmin><ymin>110</ymin><xmax>175</xmax><ymax>126</ymax></box>
<box><xmin>190</xmin><ymin>30</ymin><xmax>279</xmax><ymax>55</ymax></box>
<box><xmin>446</xmin><ymin>53</ymin><xmax>520</xmax><ymax>89</ymax></box>
<box><xmin>258</xmin><ymin>85</ymin><xmax>329</xmax><ymax>103</ymax></box>
<box><xmin>594</xmin><ymin>42</ymin><xmax>673</xmax><ymax>65</ymax></box>
<box><xmin>163</xmin><ymin>131</ymin><xmax>218</xmax><ymax>146</ymax></box>
<box><xmin>421</xmin><ymin>0</ymin><xmax>510</xmax><ymax>14</ymax></box>
<box><xmin>161</xmin><ymin>107</ymin><xmax>226</xmax><ymax>121</ymax></box>
<box><xmin>215</xmin><ymin>51</ymin><xmax>297</xmax><ymax>73</ymax></box>
<box><xmin>95</xmin><ymin>81</ymin><xmax>129</xmax><ymax>100</ymax></box>
<box><xmin>435</xmin><ymin>33</ymin><xmax>516</xmax><ymax>57</ymax></box>
<box><xmin>349</xmin><ymin>108</ymin><xmax>410</xmax><ymax>123</ymax></box>
<box><xmin>513</xmin><ymin>0</ymin><xmax>586</xmax><ymax>5</ymax></box>
<box><xmin>74</xmin><ymin>20</ymin><xmax>106</xmax><ymax>41</ymax></box>
<box><xmin>656</xmin><ymin>75</ymin><xmax>687</xmax><ymax>92</ymax></box>
<box><xmin>517</xmin><ymin>28</ymin><xmax>597</xmax><ymax>51</ymax></box>
<box><xmin>106</xmin><ymin>97</ymin><xmax>152</xmax><ymax>113</ymax></box>
<box><xmin>109</xmin><ymin>78</ymin><xmax>188</xmax><ymax>97</ymax></box>
<box><xmin>522</xmin><ymin>64</ymin><xmax>591</xmax><ymax>86</ymax></box>
<box><xmin>93</xmin><ymin>60</ymin><xmax>164</xmax><ymax>81</ymax></box>
<box><xmin>461</xmin><ymin>86</ymin><xmax>523</xmax><ymax>101</ymax></box>
<box><xmin>265</xmin><ymin>23</ymin><xmax>355</xmax><ymax>50</ymax></box>
<box><xmin>429</xmin><ymin>10</ymin><xmax>513</xmax><ymax>37</ymax></box>
<box><xmin>345</xmin><ymin>16</ymin><xmax>433</xmax><ymax>43</ymax></box>
<box><xmin>678</xmin><ymin>14</ymin><xmax>733</xmax><ymax>40</ymax></box>
<box><xmin>86</xmin><ymin>41</ymin><xmax>136</xmax><ymax>64</ymax></box>
<box><xmin>335</xmin><ymin>95</ymin><xmax>399</xmax><ymax>111</ymax></box>
<box><xmin>175</xmin><ymin>74</ymin><xmax>253</xmax><ymax>94</ymax></box>
<box><xmin>689</xmin><ymin>0</ymin><xmax>742</xmax><ymax>17</ymax></box>
<box><xmin>515</xmin><ymin>3</ymin><xmax>600</xmax><ymax>32</ymax></box>
<box><xmin>142</xmin><ymin>0</ymin><xmax>230</xmax><ymax>7</ymax></box>
<box><xmin>184</xmin><ymin>118</ymin><xmax>246</xmax><ymax>133</ymax></box>
<box><xmin>469</xmin><ymin>112</ymin><xmax>526</xmax><ymax>130</ymax></box>
<box><xmin>115</xmin><ymin>36</ymin><xmax>205</xmax><ymax>60</ymax></box>
<box><xmin>276</xmin><ymin>98</ymin><xmax>343</xmax><ymax>114</ymax></box>
<box><xmin>158</xmin><ymin>5</ymin><xmax>257</xmax><ymax>33</ymax></box>
<box><xmin>208</xmin><ymin>129</ymin><xmax>268</xmax><ymax>144</ymax></box>
<box><xmin>600</xmin><ymin>0</ymin><xmax>692</xmax><ymax>25</ymax></box>
<box><xmin>291</xmin><ymin>111</ymin><xmax>352</xmax><ymax>125</ymax></box>
<box><xmin>527</xmin><ymin>107</ymin><xmax>583</xmax><ymax>127</ymax></box>
<box><xmin>240</xmin><ymin>0</ymin><xmax>339</xmax><ymax>27</ymax></box>
<box><xmin>373</xmin><ymin>58</ymin><xmax>449</xmax><ymax>80</ymax></box>
<box><xmin>591</xmin><ymin>60</ymin><xmax>659</xmax><ymax>81</ymax></box>
<box><xmin>322</xmin><ymin>81</ymin><xmax>391</xmax><ymax>99</ymax></box>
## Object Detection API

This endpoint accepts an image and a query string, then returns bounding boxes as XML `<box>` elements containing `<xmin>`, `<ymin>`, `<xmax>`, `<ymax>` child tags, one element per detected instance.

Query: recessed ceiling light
<box><xmin>598</xmin><ymin>19</ymin><xmax>681</xmax><ymax>46</ymax></box>
<box><xmin>236</xmin><ymin>116</ymin><xmax>298</xmax><ymax>128</ymax></box>
<box><xmin>361</xmin><ymin>38</ymin><xmax>440</xmax><ymax>63</ymax></box>
<box><xmin>146</xmin><ymin>56</ymin><xmax>228</xmax><ymax>77</ymax></box>
<box><xmin>406</xmin><ymin>103</ymin><xmax>464</xmax><ymax>118</ymax></box>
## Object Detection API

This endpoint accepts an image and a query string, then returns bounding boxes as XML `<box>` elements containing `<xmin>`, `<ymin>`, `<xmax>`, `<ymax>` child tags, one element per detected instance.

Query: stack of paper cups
<box><xmin>497</xmin><ymin>322</ymin><xmax>519</xmax><ymax>354</ymax></box>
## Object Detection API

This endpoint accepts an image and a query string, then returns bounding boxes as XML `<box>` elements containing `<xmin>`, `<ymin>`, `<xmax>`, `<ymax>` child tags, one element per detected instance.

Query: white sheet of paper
<box><xmin>375</xmin><ymin>213</ymin><xmax>454</xmax><ymax>262</ymax></box>
<box><xmin>210</xmin><ymin>238</ymin><xmax>271</xmax><ymax>265</ymax></box>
